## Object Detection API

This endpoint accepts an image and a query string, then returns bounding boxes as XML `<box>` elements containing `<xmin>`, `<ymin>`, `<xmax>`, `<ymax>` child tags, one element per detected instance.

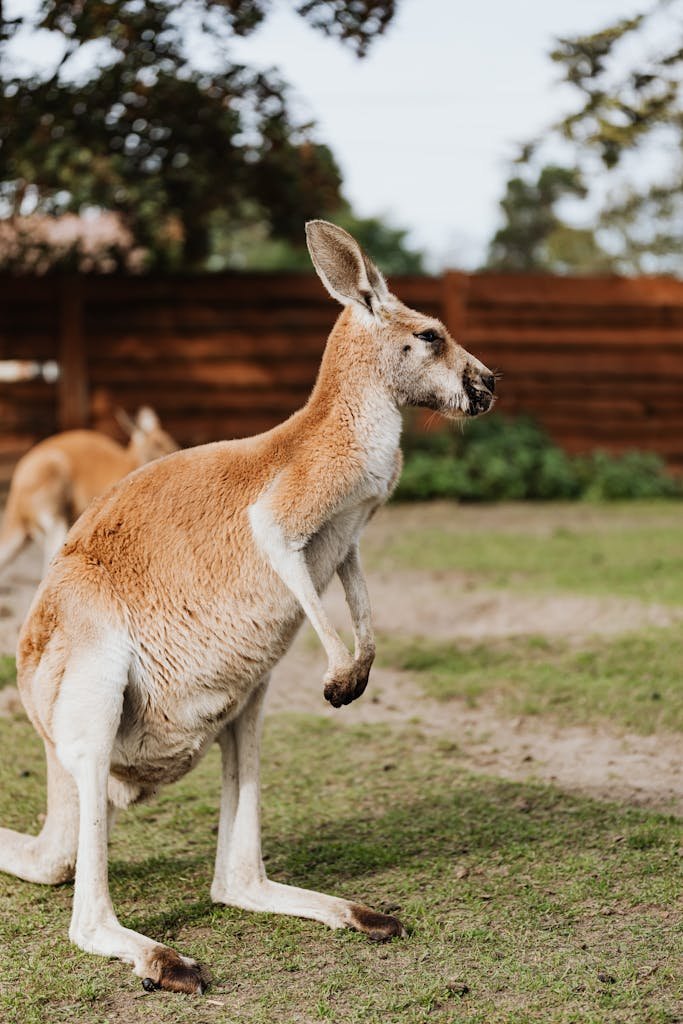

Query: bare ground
<box><xmin>0</xmin><ymin>507</ymin><xmax>681</xmax><ymax>815</ymax></box>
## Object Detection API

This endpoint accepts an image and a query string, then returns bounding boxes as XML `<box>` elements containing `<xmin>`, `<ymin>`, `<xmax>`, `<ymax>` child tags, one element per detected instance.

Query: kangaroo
<box><xmin>0</xmin><ymin>221</ymin><xmax>496</xmax><ymax>994</ymax></box>
<box><xmin>0</xmin><ymin>407</ymin><xmax>177</xmax><ymax>577</ymax></box>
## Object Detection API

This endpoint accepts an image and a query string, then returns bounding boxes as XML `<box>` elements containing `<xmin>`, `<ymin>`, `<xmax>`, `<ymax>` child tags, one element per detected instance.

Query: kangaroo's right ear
<box><xmin>305</xmin><ymin>220</ymin><xmax>389</xmax><ymax>315</ymax></box>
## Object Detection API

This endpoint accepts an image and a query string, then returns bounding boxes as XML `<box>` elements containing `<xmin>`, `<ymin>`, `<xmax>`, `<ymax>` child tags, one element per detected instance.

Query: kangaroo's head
<box><xmin>306</xmin><ymin>220</ymin><xmax>496</xmax><ymax>419</ymax></box>
<box><xmin>126</xmin><ymin>407</ymin><xmax>179</xmax><ymax>465</ymax></box>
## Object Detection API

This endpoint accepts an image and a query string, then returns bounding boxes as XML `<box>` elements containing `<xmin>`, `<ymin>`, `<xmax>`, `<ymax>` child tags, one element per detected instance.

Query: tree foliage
<box><xmin>489</xmin><ymin>1</ymin><xmax>683</xmax><ymax>275</ymax></box>
<box><xmin>549</xmin><ymin>8</ymin><xmax>676</xmax><ymax>170</ymax></box>
<box><xmin>0</xmin><ymin>0</ymin><xmax>398</xmax><ymax>270</ymax></box>
<box><xmin>210</xmin><ymin>200</ymin><xmax>424</xmax><ymax>273</ymax></box>
<box><xmin>486</xmin><ymin>165</ymin><xmax>610</xmax><ymax>273</ymax></box>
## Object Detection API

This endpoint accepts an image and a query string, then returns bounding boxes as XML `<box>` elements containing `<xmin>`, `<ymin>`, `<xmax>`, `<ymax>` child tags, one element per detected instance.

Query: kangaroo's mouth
<box><xmin>463</xmin><ymin>376</ymin><xmax>495</xmax><ymax>417</ymax></box>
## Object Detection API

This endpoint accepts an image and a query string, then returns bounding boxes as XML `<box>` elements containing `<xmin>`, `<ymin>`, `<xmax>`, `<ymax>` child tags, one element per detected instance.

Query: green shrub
<box><xmin>395</xmin><ymin>414</ymin><xmax>682</xmax><ymax>502</ymax></box>
<box><xmin>575</xmin><ymin>450</ymin><xmax>682</xmax><ymax>500</ymax></box>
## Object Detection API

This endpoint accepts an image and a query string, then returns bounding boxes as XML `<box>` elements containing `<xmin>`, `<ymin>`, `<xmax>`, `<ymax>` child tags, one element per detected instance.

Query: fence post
<box><xmin>58</xmin><ymin>276</ymin><xmax>89</xmax><ymax>430</ymax></box>
<box><xmin>441</xmin><ymin>270</ymin><xmax>470</xmax><ymax>342</ymax></box>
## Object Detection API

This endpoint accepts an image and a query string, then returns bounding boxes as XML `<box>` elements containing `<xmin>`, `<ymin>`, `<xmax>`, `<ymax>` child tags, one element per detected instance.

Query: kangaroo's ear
<box><xmin>135</xmin><ymin>406</ymin><xmax>160</xmax><ymax>433</ymax></box>
<box><xmin>115</xmin><ymin>407</ymin><xmax>136</xmax><ymax>436</ymax></box>
<box><xmin>305</xmin><ymin>220</ymin><xmax>389</xmax><ymax>314</ymax></box>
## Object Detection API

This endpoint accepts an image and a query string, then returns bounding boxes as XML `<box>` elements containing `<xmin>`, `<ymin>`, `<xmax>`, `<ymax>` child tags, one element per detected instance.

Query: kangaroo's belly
<box><xmin>108</xmin><ymin>503</ymin><xmax>374</xmax><ymax>800</ymax></box>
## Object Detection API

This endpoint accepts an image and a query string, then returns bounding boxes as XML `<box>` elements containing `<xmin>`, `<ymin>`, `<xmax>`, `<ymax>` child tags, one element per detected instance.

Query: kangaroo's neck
<box><xmin>304</xmin><ymin>308</ymin><xmax>401</xmax><ymax>444</ymax></box>
<box><xmin>288</xmin><ymin>309</ymin><xmax>401</xmax><ymax>495</ymax></box>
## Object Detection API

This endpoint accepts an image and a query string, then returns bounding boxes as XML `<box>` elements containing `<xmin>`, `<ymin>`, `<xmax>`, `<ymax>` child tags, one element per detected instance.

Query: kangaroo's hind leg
<box><xmin>39</xmin><ymin>516</ymin><xmax>69</xmax><ymax>577</ymax></box>
<box><xmin>0</xmin><ymin>526</ymin><xmax>28</xmax><ymax>577</ymax></box>
<box><xmin>52</xmin><ymin>636</ymin><xmax>208</xmax><ymax>994</ymax></box>
<box><xmin>0</xmin><ymin>739</ymin><xmax>79</xmax><ymax>884</ymax></box>
<box><xmin>210</xmin><ymin>677</ymin><xmax>405</xmax><ymax>941</ymax></box>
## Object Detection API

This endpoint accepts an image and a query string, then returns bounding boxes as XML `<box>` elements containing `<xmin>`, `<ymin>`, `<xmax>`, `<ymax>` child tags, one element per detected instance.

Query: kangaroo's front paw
<box><xmin>323</xmin><ymin>665</ymin><xmax>357</xmax><ymax>707</ymax></box>
<box><xmin>323</xmin><ymin>649</ymin><xmax>374</xmax><ymax>708</ymax></box>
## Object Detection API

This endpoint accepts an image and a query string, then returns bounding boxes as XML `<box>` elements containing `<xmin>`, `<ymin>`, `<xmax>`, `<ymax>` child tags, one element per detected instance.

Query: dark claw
<box><xmin>142</xmin><ymin>977</ymin><xmax>159</xmax><ymax>992</ymax></box>
<box><xmin>353</xmin><ymin>673</ymin><xmax>369</xmax><ymax>700</ymax></box>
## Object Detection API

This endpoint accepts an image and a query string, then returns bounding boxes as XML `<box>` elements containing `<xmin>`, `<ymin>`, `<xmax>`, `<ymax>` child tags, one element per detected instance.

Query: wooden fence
<box><xmin>1</xmin><ymin>270</ymin><xmax>683</xmax><ymax>481</ymax></box>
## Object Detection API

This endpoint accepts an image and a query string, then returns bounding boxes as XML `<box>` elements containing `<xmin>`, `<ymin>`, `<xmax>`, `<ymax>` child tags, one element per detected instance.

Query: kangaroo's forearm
<box><xmin>337</xmin><ymin>545</ymin><xmax>375</xmax><ymax>662</ymax></box>
<box><xmin>249</xmin><ymin>500</ymin><xmax>350</xmax><ymax>670</ymax></box>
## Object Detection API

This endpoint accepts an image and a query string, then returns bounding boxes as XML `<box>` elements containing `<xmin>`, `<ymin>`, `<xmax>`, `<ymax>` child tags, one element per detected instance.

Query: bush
<box><xmin>395</xmin><ymin>414</ymin><xmax>682</xmax><ymax>502</ymax></box>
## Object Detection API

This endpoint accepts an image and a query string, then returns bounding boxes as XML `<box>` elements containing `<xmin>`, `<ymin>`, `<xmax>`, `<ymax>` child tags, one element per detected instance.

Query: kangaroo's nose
<box><xmin>482</xmin><ymin>374</ymin><xmax>495</xmax><ymax>394</ymax></box>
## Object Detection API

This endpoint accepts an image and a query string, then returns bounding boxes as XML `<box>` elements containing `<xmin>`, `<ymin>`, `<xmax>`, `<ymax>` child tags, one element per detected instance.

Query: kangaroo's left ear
<box><xmin>305</xmin><ymin>220</ymin><xmax>389</xmax><ymax>314</ymax></box>
<box><xmin>135</xmin><ymin>406</ymin><xmax>160</xmax><ymax>433</ymax></box>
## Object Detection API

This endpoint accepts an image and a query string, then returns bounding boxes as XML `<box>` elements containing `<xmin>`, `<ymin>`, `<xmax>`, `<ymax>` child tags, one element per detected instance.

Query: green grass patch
<box><xmin>0</xmin><ymin>655</ymin><xmax>16</xmax><ymax>689</ymax></box>
<box><xmin>379</xmin><ymin>629</ymin><xmax>683</xmax><ymax>734</ymax></box>
<box><xmin>368</xmin><ymin>522</ymin><xmax>683</xmax><ymax>604</ymax></box>
<box><xmin>0</xmin><ymin>713</ymin><xmax>681</xmax><ymax>1024</ymax></box>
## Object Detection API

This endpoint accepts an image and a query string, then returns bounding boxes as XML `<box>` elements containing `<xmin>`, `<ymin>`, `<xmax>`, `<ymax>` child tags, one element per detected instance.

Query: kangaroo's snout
<box><xmin>463</xmin><ymin>369</ymin><xmax>496</xmax><ymax>417</ymax></box>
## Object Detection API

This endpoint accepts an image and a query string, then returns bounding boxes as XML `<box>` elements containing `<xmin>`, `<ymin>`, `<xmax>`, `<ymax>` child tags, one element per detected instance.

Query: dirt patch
<box><xmin>325</xmin><ymin>571</ymin><xmax>683</xmax><ymax>641</ymax></box>
<box><xmin>378</xmin><ymin>501</ymin><xmax>683</xmax><ymax>538</ymax></box>
<box><xmin>268</xmin><ymin>639</ymin><xmax>683</xmax><ymax>816</ymax></box>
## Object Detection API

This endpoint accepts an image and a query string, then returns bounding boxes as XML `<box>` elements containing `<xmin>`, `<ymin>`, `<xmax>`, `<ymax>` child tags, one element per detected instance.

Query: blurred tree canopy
<box><xmin>488</xmin><ymin>0</ymin><xmax>683</xmax><ymax>275</ymax></box>
<box><xmin>0</xmin><ymin>0</ymin><xmax>412</xmax><ymax>271</ymax></box>
<box><xmin>486</xmin><ymin>164</ymin><xmax>611</xmax><ymax>273</ymax></box>
<box><xmin>209</xmin><ymin>200</ymin><xmax>424</xmax><ymax>273</ymax></box>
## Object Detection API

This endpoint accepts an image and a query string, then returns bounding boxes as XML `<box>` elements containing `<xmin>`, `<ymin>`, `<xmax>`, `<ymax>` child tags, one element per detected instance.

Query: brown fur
<box><xmin>146</xmin><ymin>947</ymin><xmax>209</xmax><ymax>994</ymax></box>
<box><xmin>349</xmin><ymin>904</ymin><xmax>405</xmax><ymax>942</ymax></box>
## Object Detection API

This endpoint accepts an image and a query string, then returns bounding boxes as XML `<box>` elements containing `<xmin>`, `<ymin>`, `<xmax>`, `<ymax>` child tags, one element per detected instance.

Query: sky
<box><xmin>229</xmin><ymin>0</ymin><xmax>646</xmax><ymax>268</ymax></box>
<box><xmin>6</xmin><ymin>0</ymin><xmax>652</xmax><ymax>268</ymax></box>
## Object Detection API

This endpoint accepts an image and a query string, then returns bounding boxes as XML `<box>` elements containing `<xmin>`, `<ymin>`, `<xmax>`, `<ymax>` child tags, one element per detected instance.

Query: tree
<box><xmin>548</xmin><ymin>1</ymin><xmax>683</xmax><ymax>274</ymax></box>
<box><xmin>209</xmin><ymin>201</ymin><xmax>425</xmax><ymax>273</ymax></box>
<box><xmin>0</xmin><ymin>0</ymin><xmax>398</xmax><ymax>270</ymax></box>
<box><xmin>549</xmin><ymin>8</ymin><xmax>676</xmax><ymax>171</ymax></box>
<box><xmin>486</xmin><ymin>164</ymin><xmax>610</xmax><ymax>273</ymax></box>
<box><xmin>488</xmin><ymin>1</ymin><xmax>683</xmax><ymax>275</ymax></box>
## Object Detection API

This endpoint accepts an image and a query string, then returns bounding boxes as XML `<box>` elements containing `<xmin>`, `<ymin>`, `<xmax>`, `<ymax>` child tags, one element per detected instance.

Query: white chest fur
<box><xmin>356</xmin><ymin>389</ymin><xmax>402</xmax><ymax>500</ymax></box>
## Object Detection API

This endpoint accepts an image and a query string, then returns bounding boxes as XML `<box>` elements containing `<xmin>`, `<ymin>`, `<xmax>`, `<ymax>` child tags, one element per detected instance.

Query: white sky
<box><xmin>6</xmin><ymin>0</ymin><xmax>652</xmax><ymax>267</ymax></box>
<box><xmin>230</xmin><ymin>0</ymin><xmax>647</xmax><ymax>267</ymax></box>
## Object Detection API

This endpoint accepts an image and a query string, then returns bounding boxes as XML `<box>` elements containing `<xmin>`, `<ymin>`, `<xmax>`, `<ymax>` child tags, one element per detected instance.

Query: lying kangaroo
<box><xmin>0</xmin><ymin>407</ymin><xmax>177</xmax><ymax>577</ymax></box>
<box><xmin>0</xmin><ymin>222</ymin><xmax>495</xmax><ymax>994</ymax></box>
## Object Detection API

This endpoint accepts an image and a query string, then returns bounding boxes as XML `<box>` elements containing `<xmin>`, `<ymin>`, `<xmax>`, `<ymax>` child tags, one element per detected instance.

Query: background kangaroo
<box><xmin>0</xmin><ymin>407</ymin><xmax>177</xmax><ymax>576</ymax></box>
<box><xmin>0</xmin><ymin>221</ymin><xmax>495</xmax><ymax>994</ymax></box>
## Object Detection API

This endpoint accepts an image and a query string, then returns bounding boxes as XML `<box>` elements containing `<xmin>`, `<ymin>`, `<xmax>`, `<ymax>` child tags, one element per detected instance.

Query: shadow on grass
<box><xmin>111</xmin><ymin>775</ymin><xmax>675</xmax><ymax>939</ymax></box>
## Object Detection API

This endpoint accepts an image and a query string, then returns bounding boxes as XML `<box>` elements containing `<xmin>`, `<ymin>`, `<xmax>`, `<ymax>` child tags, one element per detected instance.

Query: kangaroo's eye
<box><xmin>414</xmin><ymin>329</ymin><xmax>442</xmax><ymax>344</ymax></box>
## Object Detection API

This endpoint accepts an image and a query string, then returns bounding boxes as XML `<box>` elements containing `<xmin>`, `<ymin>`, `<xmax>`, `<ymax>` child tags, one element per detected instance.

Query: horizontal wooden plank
<box><xmin>467</xmin><ymin>273</ymin><xmax>683</xmax><ymax>306</ymax></box>
<box><xmin>470</xmin><ymin>349</ymin><xmax>683</xmax><ymax>376</ymax></box>
<box><xmin>465</xmin><ymin>327</ymin><xmax>683</xmax><ymax>346</ymax></box>
<box><xmin>90</xmin><ymin>332</ymin><xmax>326</xmax><ymax>361</ymax></box>
<box><xmin>89</xmin><ymin>386</ymin><xmax>311</xmax><ymax>413</ymax></box>
<box><xmin>84</xmin><ymin>306</ymin><xmax>339</xmax><ymax>333</ymax></box>
<box><xmin>550</xmin><ymin>434</ymin><xmax>683</xmax><ymax>456</ymax></box>
<box><xmin>88</xmin><ymin>359</ymin><xmax>320</xmax><ymax>388</ymax></box>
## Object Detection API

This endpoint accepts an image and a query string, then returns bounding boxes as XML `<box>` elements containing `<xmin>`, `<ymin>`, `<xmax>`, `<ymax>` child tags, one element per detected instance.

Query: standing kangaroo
<box><xmin>0</xmin><ymin>407</ymin><xmax>177</xmax><ymax>577</ymax></box>
<box><xmin>0</xmin><ymin>222</ymin><xmax>495</xmax><ymax>994</ymax></box>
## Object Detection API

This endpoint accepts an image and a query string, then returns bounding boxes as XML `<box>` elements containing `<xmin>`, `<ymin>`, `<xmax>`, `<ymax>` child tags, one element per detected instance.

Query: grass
<box><xmin>378</xmin><ymin>628</ymin><xmax>683</xmax><ymax>734</ymax></box>
<box><xmin>1</xmin><ymin>502</ymin><xmax>681</xmax><ymax>1022</ymax></box>
<box><xmin>0</xmin><ymin>712</ymin><xmax>681</xmax><ymax>1024</ymax></box>
<box><xmin>0</xmin><ymin>655</ymin><xmax>16</xmax><ymax>688</ymax></box>
<box><xmin>366</xmin><ymin>516</ymin><xmax>683</xmax><ymax>605</ymax></box>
